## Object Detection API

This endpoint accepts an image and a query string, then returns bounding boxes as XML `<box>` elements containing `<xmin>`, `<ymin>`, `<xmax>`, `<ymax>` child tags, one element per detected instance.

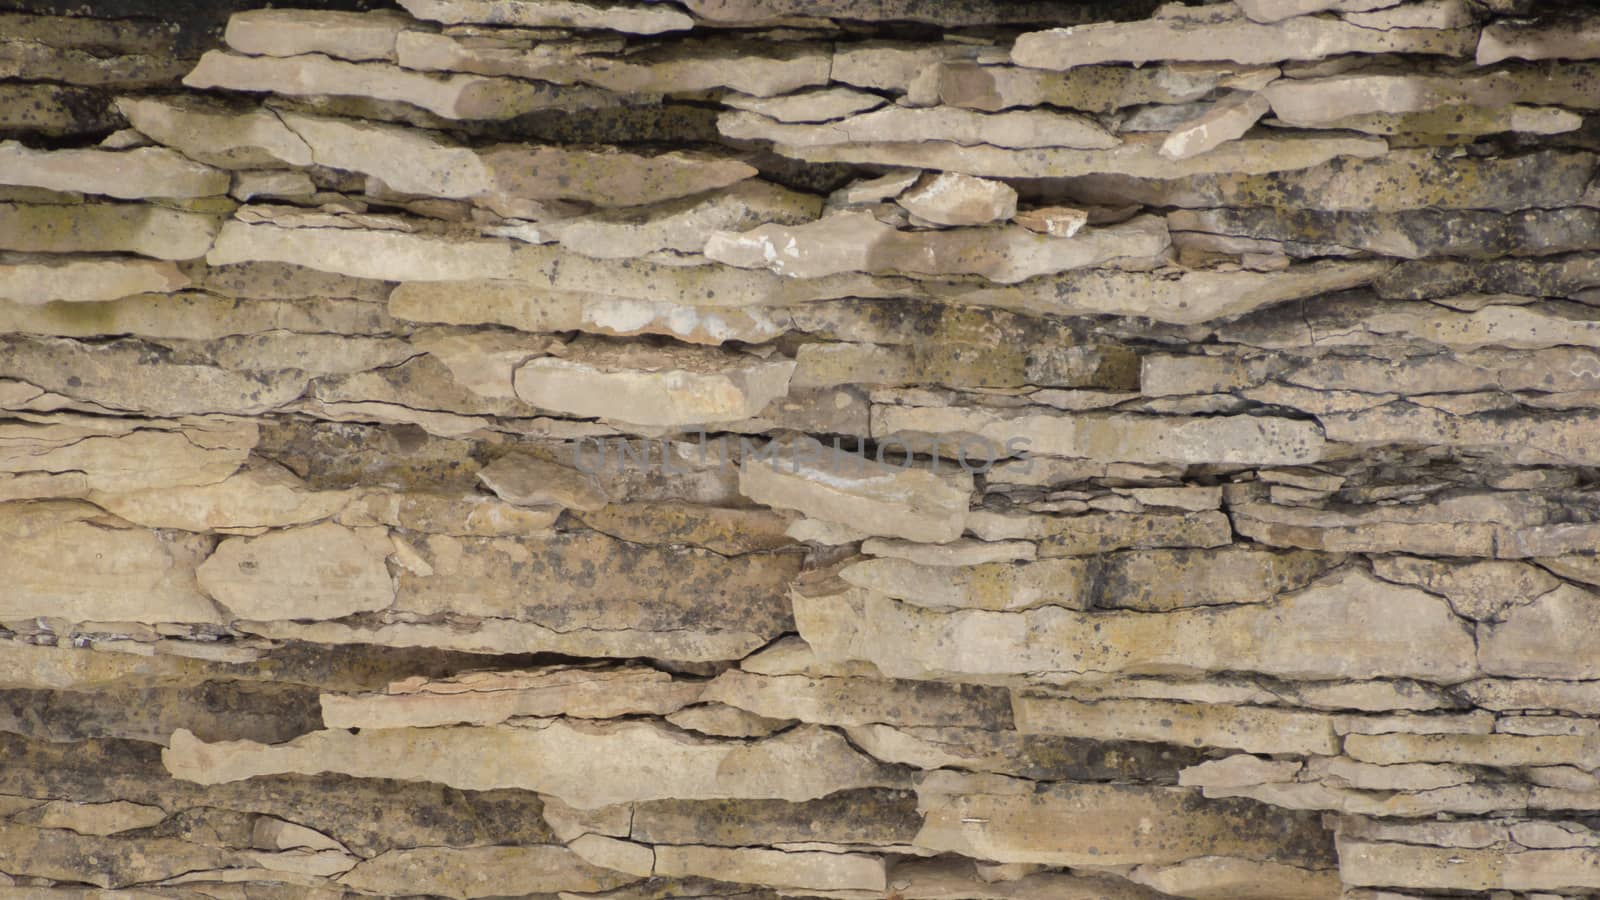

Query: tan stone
<box><xmin>1265</xmin><ymin>69</ymin><xmax>1600</xmax><ymax>128</ymax></box>
<box><xmin>224</xmin><ymin>9</ymin><xmax>412</xmax><ymax>61</ymax></box>
<box><xmin>1479</xmin><ymin>17</ymin><xmax>1600</xmax><ymax>65</ymax></box>
<box><xmin>1235</xmin><ymin>0</ymin><xmax>1397</xmax><ymax>23</ymax></box>
<box><xmin>861</xmin><ymin>537</ymin><xmax>1036</xmax><ymax>565</ymax></box>
<box><xmin>897</xmin><ymin>172</ymin><xmax>1018</xmax><ymax>226</ymax></box>
<box><xmin>1097</xmin><ymin>548</ymin><xmax>1339</xmax><ymax>611</ymax></box>
<box><xmin>0</xmin><ymin>415</ymin><xmax>254</xmax><ymax>494</ymax></box>
<box><xmin>964</xmin><ymin>509</ymin><xmax>1232</xmax><ymax>556</ymax></box>
<box><xmin>700</xmin><ymin>670</ymin><xmax>1008</xmax><ymax>728</ymax></box>
<box><xmin>667</xmin><ymin>703</ymin><xmax>795</xmax><ymax>737</ymax></box>
<box><xmin>0</xmin><ymin>201</ymin><xmax>220</xmax><ymax>260</ymax></box>
<box><xmin>915</xmin><ymin>774</ymin><xmax>1325</xmax><ymax>867</ymax></box>
<box><xmin>1346</xmin><ymin>732</ymin><xmax>1600</xmax><ymax>769</ymax></box>
<box><xmin>340</xmin><ymin>845</ymin><xmax>636</xmax><ymax>898</ymax></box>
<box><xmin>90</xmin><ymin>462</ymin><xmax>351</xmax><ymax>533</ymax></box>
<box><xmin>184</xmin><ymin>50</ymin><xmax>620</xmax><ymax>120</ymax></box>
<box><xmin>776</xmin><ymin>132</ymin><xmax>1388</xmax><ymax>181</ymax></box>
<box><xmin>164</xmin><ymin>721</ymin><xmax>897</xmax><ymax>808</ymax></box>
<box><xmin>1179</xmin><ymin>754</ymin><xmax>1302</xmax><ymax>789</ymax></box>
<box><xmin>533</xmin><ymin>180</ymin><xmax>821</xmax><ymax>260</ymax></box>
<box><xmin>398</xmin><ymin>0</ymin><xmax>693</xmax><ymax>32</ymax></box>
<box><xmin>1479</xmin><ymin>585</ymin><xmax>1600</xmax><ymax>679</ymax></box>
<box><xmin>0</xmin><ymin>500</ymin><xmax>220</xmax><ymax>624</ymax></box>
<box><xmin>0</xmin><ymin>141</ymin><xmax>229</xmax><ymax>199</ymax></box>
<box><xmin>513</xmin><ymin>340</ymin><xmax>795</xmax><ymax>427</ymax></box>
<box><xmin>707</xmin><ymin>211</ymin><xmax>1169</xmax><ymax>283</ymax></box>
<box><xmin>722</xmin><ymin>106</ymin><xmax>1118</xmax><ymax>151</ymax></box>
<box><xmin>795</xmin><ymin>569</ymin><xmax>1476</xmax><ymax>682</ymax></box>
<box><xmin>657</xmin><ymin>845</ymin><xmax>886</xmax><ymax>892</ymax></box>
<box><xmin>197</xmin><ymin>521</ymin><xmax>395</xmax><ymax>621</ymax></box>
<box><xmin>1161</xmin><ymin>92</ymin><xmax>1271</xmax><ymax>160</ymax></box>
<box><xmin>874</xmin><ymin>405</ymin><xmax>1325</xmax><ymax>465</ymax></box>
<box><xmin>943</xmin><ymin>260</ymin><xmax>1392</xmax><ymax>325</ymax></box>
<box><xmin>724</xmin><ymin>87</ymin><xmax>886</xmax><ymax>122</ymax></box>
<box><xmin>1315</xmin><ymin>757</ymin><xmax>1475</xmax><ymax>791</ymax></box>
<box><xmin>1129</xmin><ymin>857</ymin><xmax>1341</xmax><ymax>900</ymax></box>
<box><xmin>480</xmin><ymin>145</ymin><xmax>756</xmax><ymax>209</ymax></box>
<box><xmin>13</xmin><ymin>800</ymin><xmax>167</xmax><ymax>836</ymax></box>
<box><xmin>477</xmin><ymin>453</ymin><xmax>607</xmax><ymax>511</ymax></box>
<box><xmin>1013</xmin><ymin>693</ymin><xmax>1341</xmax><ymax>755</ymax></box>
<box><xmin>1012</xmin><ymin>206</ymin><xmax>1087</xmax><ymax>238</ymax></box>
<box><xmin>1338</xmin><ymin>840</ymin><xmax>1501</xmax><ymax>892</ymax></box>
<box><xmin>276</xmin><ymin>111</ymin><xmax>490</xmax><ymax>198</ymax></box>
<box><xmin>0</xmin><ymin>257</ymin><xmax>189</xmax><ymax>304</ymax></box>
<box><xmin>1012</xmin><ymin>15</ymin><xmax>1471</xmax><ymax>68</ymax></box>
<box><xmin>115</xmin><ymin>97</ymin><xmax>315</xmax><ymax>169</ymax></box>
<box><xmin>840</xmin><ymin>556</ymin><xmax>1091</xmax><ymax>611</ymax></box>
<box><xmin>322</xmin><ymin>666</ymin><xmax>703</xmax><ymax>728</ymax></box>
<box><xmin>739</xmin><ymin>443</ymin><xmax>972</xmax><ymax>543</ymax></box>
<box><xmin>1372</xmin><ymin>556</ymin><xmax>1559</xmax><ymax>621</ymax></box>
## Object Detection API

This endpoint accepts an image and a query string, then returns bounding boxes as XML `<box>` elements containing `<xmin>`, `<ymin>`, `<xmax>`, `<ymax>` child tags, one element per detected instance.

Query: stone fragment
<box><xmin>875</xmin><ymin>406</ymin><xmax>1325</xmax><ymax>465</ymax></box>
<box><xmin>0</xmin><ymin>501</ymin><xmax>220</xmax><ymax>624</ymax></box>
<box><xmin>723</xmin><ymin>106</ymin><xmax>1119</xmax><ymax>150</ymax></box>
<box><xmin>1236</xmin><ymin>0</ymin><xmax>1397</xmax><ymax>22</ymax></box>
<box><xmin>197</xmin><ymin>521</ymin><xmax>396</xmax><ymax>621</ymax></box>
<box><xmin>739</xmin><ymin>444</ymin><xmax>972</xmax><ymax>543</ymax></box>
<box><xmin>1316</xmin><ymin>757</ymin><xmax>1475</xmax><ymax>791</ymax></box>
<box><xmin>1479</xmin><ymin>585</ymin><xmax>1600</xmax><ymax>679</ymax></box>
<box><xmin>965</xmin><ymin>509</ymin><xmax>1231</xmax><ymax>556</ymax></box>
<box><xmin>897</xmin><ymin>172</ymin><xmax>1018</xmax><ymax>226</ymax></box>
<box><xmin>477</xmin><ymin>453</ymin><xmax>607</xmax><ymax>511</ymax></box>
<box><xmin>795</xmin><ymin>569</ymin><xmax>1476</xmax><ymax>682</ymax></box>
<box><xmin>848</xmin><ymin>723</ymin><xmax>1203</xmax><ymax>782</ymax></box>
<box><xmin>667</xmin><ymin>704</ymin><xmax>795</xmax><ymax>737</ymax></box>
<box><xmin>776</xmin><ymin>131</ymin><xmax>1386</xmax><ymax>180</ymax></box>
<box><xmin>276</xmin><ymin>111</ymin><xmax>490</xmax><ymax>198</ymax></box>
<box><xmin>701</xmin><ymin>670</ymin><xmax>1010</xmax><ymax>728</ymax></box>
<box><xmin>1372</xmin><ymin>556</ymin><xmax>1558</xmax><ymax>621</ymax></box>
<box><xmin>723</xmin><ymin>87</ymin><xmax>886</xmax><ymax>122</ymax></box>
<box><xmin>184</xmin><ymin>50</ymin><xmax>620</xmax><ymax>120</ymax></box>
<box><xmin>225</xmin><ymin>9</ymin><xmax>411</xmax><ymax>61</ymax></box>
<box><xmin>0</xmin><ymin>202</ymin><xmax>220</xmax><ymax>260</ymax></box>
<box><xmin>707</xmin><ymin>211</ymin><xmax>1169</xmax><ymax>283</ymax></box>
<box><xmin>0</xmin><ymin>822</ymin><xmax>250</xmax><ymax>888</ymax></box>
<box><xmin>1179</xmin><ymin>755</ymin><xmax>1302</xmax><ymax>789</ymax></box>
<box><xmin>655</xmin><ymin>845</ymin><xmax>886</xmax><ymax>892</ymax></box>
<box><xmin>628</xmin><ymin>788</ymin><xmax>922</xmax><ymax>848</ymax></box>
<box><xmin>1063</xmin><ymin>148</ymin><xmax>1594</xmax><ymax>213</ymax></box>
<box><xmin>1012</xmin><ymin>206</ymin><xmax>1087</xmax><ymax>238</ymax></box>
<box><xmin>1098</xmin><ymin>548</ymin><xmax>1339</xmax><ymax>611</ymax></box>
<box><xmin>0</xmin><ymin>142</ymin><xmax>229</xmax><ymax>199</ymax></box>
<box><xmin>90</xmin><ymin>462</ymin><xmax>351</xmax><ymax>533</ymax></box>
<box><xmin>164</xmin><ymin>721</ymin><xmax>898</xmax><ymax>808</ymax></box>
<box><xmin>0</xmin><ymin>257</ymin><xmax>189</xmax><ymax>304</ymax></box>
<box><xmin>1161</xmin><ymin>92</ymin><xmax>1270</xmax><ymax>160</ymax></box>
<box><xmin>1129</xmin><ymin>857</ymin><xmax>1341</xmax><ymax>900</ymax></box>
<box><xmin>1479</xmin><ymin>16</ymin><xmax>1600</xmax><ymax>64</ymax></box>
<box><xmin>322</xmin><ymin>666</ymin><xmax>703</xmax><ymax>729</ymax></box>
<box><xmin>1265</xmin><ymin>69</ymin><xmax>1600</xmax><ymax>128</ymax></box>
<box><xmin>573</xmin><ymin>502</ymin><xmax>794</xmax><ymax>554</ymax></box>
<box><xmin>944</xmin><ymin>259</ymin><xmax>1390</xmax><ymax>324</ymax></box>
<box><xmin>1345</xmin><ymin>732</ymin><xmax>1600</xmax><ymax>769</ymax></box>
<box><xmin>840</xmin><ymin>556</ymin><xmax>1091</xmax><ymax>611</ymax></box>
<box><xmin>1012</xmin><ymin>15</ymin><xmax>1472</xmax><ymax>68</ymax></box>
<box><xmin>914</xmin><ymin>775</ymin><xmax>1331</xmax><ymax>867</ymax></box>
<box><xmin>398</xmin><ymin>0</ymin><xmax>693</xmax><ymax>32</ymax></box>
<box><xmin>1013</xmin><ymin>694</ymin><xmax>1341</xmax><ymax>755</ymax></box>
<box><xmin>13</xmin><ymin>799</ymin><xmax>167</xmax><ymax>836</ymax></box>
<box><xmin>862</xmin><ymin>537</ymin><xmax>1036</xmax><ymax>565</ymax></box>
<box><xmin>116</xmin><ymin>97</ymin><xmax>314</xmax><ymax>169</ymax></box>
<box><xmin>340</xmin><ymin>845</ymin><xmax>636</xmax><ymax>898</ymax></box>
<box><xmin>513</xmin><ymin>340</ymin><xmax>796</xmax><ymax>428</ymax></box>
<box><xmin>480</xmin><ymin>145</ymin><xmax>756</xmax><ymax>209</ymax></box>
<box><xmin>0</xmin><ymin>416</ymin><xmax>254</xmax><ymax>494</ymax></box>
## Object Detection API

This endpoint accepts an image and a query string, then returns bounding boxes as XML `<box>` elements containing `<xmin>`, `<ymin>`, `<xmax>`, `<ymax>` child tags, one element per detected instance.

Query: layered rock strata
<box><xmin>2</xmin><ymin>0</ymin><xmax>1600</xmax><ymax>896</ymax></box>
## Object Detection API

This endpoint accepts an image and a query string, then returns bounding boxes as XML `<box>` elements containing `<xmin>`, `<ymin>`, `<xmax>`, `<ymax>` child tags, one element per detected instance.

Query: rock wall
<box><xmin>3</xmin><ymin>0</ymin><xmax>1600</xmax><ymax>896</ymax></box>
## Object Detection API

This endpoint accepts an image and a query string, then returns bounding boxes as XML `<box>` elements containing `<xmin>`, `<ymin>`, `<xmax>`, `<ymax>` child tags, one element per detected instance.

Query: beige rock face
<box><xmin>275</xmin><ymin>111</ymin><xmax>490</xmax><ymax>198</ymax></box>
<box><xmin>656</xmin><ymin>845</ymin><xmax>887</xmax><ymax>892</ymax></box>
<box><xmin>0</xmin><ymin>141</ymin><xmax>229</xmax><ymax>199</ymax></box>
<box><xmin>0</xmin><ymin>257</ymin><xmax>190</xmax><ymax>304</ymax></box>
<box><xmin>1013</xmin><ymin>694</ymin><xmax>1341</xmax><ymax>755</ymax></box>
<box><xmin>706</xmin><ymin>210</ymin><xmax>1169</xmax><ymax>283</ymax></box>
<box><xmin>340</xmin><ymin>845</ymin><xmax>636</xmax><ymax>898</ymax></box>
<box><xmin>1</xmin><ymin>201</ymin><xmax>220</xmax><ymax>260</ymax></box>
<box><xmin>1161</xmin><ymin>92</ymin><xmax>1271</xmax><ymax>160</ymax></box>
<box><xmin>476</xmin><ymin>453</ymin><xmax>607</xmax><ymax>511</ymax></box>
<box><xmin>513</xmin><ymin>340</ymin><xmax>796</xmax><ymax>427</ymax></box>
<box><xmin>164</xmin><ymin>721</ymin><xmax>897</xmax><ymax>808</ymax></box>
<box><xmin>897</xmin><ymin>172</ymin><xmax>1018</xmax><ymax>226</ymax></box>
<box><xmin>796</xmin><ymin>569</ymin><xmax>1476</xmax><ymax>682</ymax></box>
<box><xmin>115</xmin><ymin>97</ymin><xmax>314</xmax><ymax>168</ymax></box>
<box><xmin>722</xmin><ymin>106</ymin><xmax>1120</xmax><ymax>151</ymax></box>
<box><xmin>197</xmin><ymin>521</ymin><xmax>396</xmax><ymax>620</ymax></box>
<box><xmin>1479</xmin><ymin>17</ymin><xmax>1600</xmax><ymax>65</ymax></box>
<box><xmin>224</xmin><ymin>9</ymin><xmax>411</xmax><ymax>60</ymax></box>
<box><xmin>480</xmin><ymin>145</ymin><xmax>756</xmax><ymax>209</ymax></box>
<box><xmin>0</xmin><ymin>501</ymin><xmax>220</xmax><ymax>624</ymax></box>
<box><xmin>398</xmin><ymin>0</ymin><xmax>693</xmax><ymax>32</ymax></box>
<box><xmin>1012</xmin><ymin>15</ymin><xmax>1471</xmax><ymax>68</ymax></box>
<box><xmin>184</xmin><ymin>50</ymin><xmax>620</xmax><ymax>120</ymax></box>
<box><xmin>840</xmin><ymin>556</ymin><xmax>1091</xmax><ymax>611</ymax></box>
<box><xmin>739</xmin><ymin>444</ymin><xmax>973</xmax><ymax>543</ymax></box>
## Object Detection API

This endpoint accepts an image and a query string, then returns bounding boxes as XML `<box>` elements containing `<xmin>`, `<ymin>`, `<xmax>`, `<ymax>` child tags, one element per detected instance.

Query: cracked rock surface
<box><xmin>2</xmin><ymin>0</ymin><xmax>1600</xmax><ymax>896</ymax></box>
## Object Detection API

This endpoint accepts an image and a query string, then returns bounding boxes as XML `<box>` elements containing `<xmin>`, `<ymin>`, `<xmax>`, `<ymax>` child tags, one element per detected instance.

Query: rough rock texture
<box><xmin>3</xmin><ymin>0</ymin><xmax>1599</xmax><ymax>896</ymax></box>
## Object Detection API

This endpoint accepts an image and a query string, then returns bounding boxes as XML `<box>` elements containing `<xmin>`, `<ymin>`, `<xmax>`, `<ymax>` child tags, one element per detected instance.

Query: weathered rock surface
<box><xmin>7</xmin><ymin>2</ymin><xmax>1600</xmax><ymax>896</ymax></box>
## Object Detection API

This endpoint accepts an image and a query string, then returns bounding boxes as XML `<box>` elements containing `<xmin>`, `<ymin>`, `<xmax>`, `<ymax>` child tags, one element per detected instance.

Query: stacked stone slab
<box><xmin>2</xmin><ymin>0</ymin><xmax>1600</xmax><ymax>895</ymax></box>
